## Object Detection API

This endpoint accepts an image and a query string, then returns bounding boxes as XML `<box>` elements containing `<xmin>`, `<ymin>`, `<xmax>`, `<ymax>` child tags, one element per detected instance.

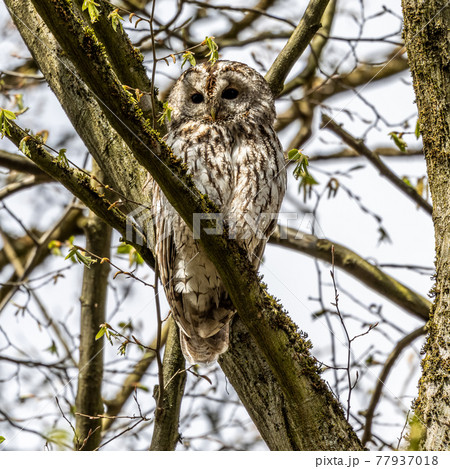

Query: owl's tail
<box><xmin>179</xmin><ymin>323</ymin><xmax>230</xmax><ymax>366</ymax></box>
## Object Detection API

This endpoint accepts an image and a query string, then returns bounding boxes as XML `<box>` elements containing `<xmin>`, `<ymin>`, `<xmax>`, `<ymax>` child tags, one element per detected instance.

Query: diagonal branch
<box><xmin>265</xmin><ymin>0</ymin><xmax>331</xmax><ymax>96</ymax></box>
<box><xmin>269</xmin><ymin>226</ymin><xmax>431</xmax><ymax>321</ymax></box>
<box><xmin>5</xmin><ymin>121</ymin><xmax>155</xmax><ymax>269</ymax></box>
<box><xmin>0</xmin><ymin>149</ymin><xmax>48</xmax><ymax>176</ymax></box>
<box><xmin>361</xmin><ymin>326</ymin><xmax>426</xmax><ymax>446</ymax></box>
<box><xmin>321</xmin><ymin>114</ymin><xmax>432</xmax><ymax>215</ymax></box>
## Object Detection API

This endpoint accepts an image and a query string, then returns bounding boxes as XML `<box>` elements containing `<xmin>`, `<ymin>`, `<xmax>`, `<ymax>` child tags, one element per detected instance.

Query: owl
<box><xmin>152</xmin><ymin>60</ymin><xmax>286</xmax><ymax>365</ymax></box>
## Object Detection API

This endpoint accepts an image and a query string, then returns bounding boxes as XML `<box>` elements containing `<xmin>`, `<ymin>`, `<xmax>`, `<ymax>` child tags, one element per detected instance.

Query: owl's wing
<box><xmin>227</xmin><ymin>126</ymin><xmax>287</xmax><ymax>262</ymax></box>
<box><xmin>152</xmin><ymin>184</ymin><xmax>184</xmax><ymax>332</ymax></box>
<box><xmin>153</xmin><ymin>183</ymin><xmax>232</xmax><ymax>336</ymax></box>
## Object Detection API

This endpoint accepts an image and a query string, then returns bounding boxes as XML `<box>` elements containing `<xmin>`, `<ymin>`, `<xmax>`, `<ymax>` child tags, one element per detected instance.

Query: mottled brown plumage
<box><xmin>152</xmin><ymin>61</ymin><xmax>286</xmax><ymax>364</ymax></box>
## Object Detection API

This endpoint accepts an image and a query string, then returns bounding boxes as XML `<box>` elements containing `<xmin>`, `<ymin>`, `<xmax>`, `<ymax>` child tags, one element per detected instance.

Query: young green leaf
<box><xmin>45</xmin><ymin>428</ymin><xmax>72</xmax><ymax>450</ymax></box>
<box><xmin>288</xmin><ymin>148</ymin><xmax>318</xmax><ymax>201</ymax></box>
<box><xmin>117</xmin><ymin>242</ymin><xmax>144</xmax><ymax>267</ymax></box>
<box><xmin>65</xmin><ymin>246</ymin><xmax>97</xmax><ymax>268</ymax></box>
<box><xmin>48</xmin><ymin>240</ymin><xmax>63</xmax><ymax>257</ymax></box>
<box><xmin>56</xmin><ymin>148</ymin><xmax>69</xmax><ymax>169</ymax></box>
<box><xmin>135</xmin><ymin>383</ymin><xmax>150</xmax><ymax>392</ymax></box>
<box><xmin>108</xmin><ymin>9</ymin><xmax>124</xmax><ymax>32</ymax></box>
<box><xmin>19</xmin><ymin>137</ymin><xmax>31</xmax><ymax>157</ymax></box>
<box><xmin>181</xmin><ymin>51</ymin><xmax>196</xmax><ymax>68</ymax></box>
<box><xmin>96</xmin><ymin>324</ymin><xmax>114</xmax><ymax>345</ymax></box>
<box><xmin>82</xmin><ymin>0</ymin><xmax>100</xmax><ymax>23</ymax></box>
<box><xmin>389</xmin><ymin>131</ymin><xmax>407</xmax><ymax>152</ymax></box>
<box><xmin>0</xmin><ymin>436</ymin><xmax>5</xmax><ymax>444</ymax></box>
<box><xmin>0</xmin><ymin>108</ymin><xmax>16</xmax><ymax>138</ymax></box>
<box><xmin>45</xmin><ymin>340</ymin><xmax>59</xmax><ymax>356</ymax></box>
<box><xmin>158</xmin><ymin>101</ymin><xmax>173</xmax><ymax>125</ymax></box>
<box><xmin>15</xmin><ymin>94</ymin><xmax>25</xmax><ymax>112</ymax></box>
<box><xmin>95</xmin><ymin>325</ymin><xmax>107</xmax><ymax>341</ymax></box>
<box><xmin>118</xmin><ymin>341</ymin><xmax>129</xmax><ymax>356</ymax></box>
<box><xmin>203</xmin><ymin>36</ymin><xmax>219</xmax><ymax>65</ymax></box>
<box><xmin>414</xmin><ymin>119</ymin><xmax>421</xmax><ymax>139</ymax></box>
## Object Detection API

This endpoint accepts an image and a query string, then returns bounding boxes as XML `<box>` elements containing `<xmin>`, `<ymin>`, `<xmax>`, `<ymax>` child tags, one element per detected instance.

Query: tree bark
<box><xmin>149</xmin><ymin>319</ymin><xmax>186</xmax><ymax>451</ymax></box>
<box><xmin>402</xmin><ymin>0</ymin><xmax>450</xmax><ymax>450</ymax></box>
<box><xmin>75</xmin><ymin>162</ymin><xmax>111</xmax><ymax>450</ymax></box>
<box><xmin>220</xmin><ymin>318</ymin><xmax>360</xmax><ymax>450</ymax></box>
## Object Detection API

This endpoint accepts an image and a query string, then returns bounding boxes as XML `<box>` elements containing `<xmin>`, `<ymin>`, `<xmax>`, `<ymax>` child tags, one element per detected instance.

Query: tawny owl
<box><xmin>152</xmin><ymin>60</ymin><xmax>286</xmax><ymax>365</ymax></box>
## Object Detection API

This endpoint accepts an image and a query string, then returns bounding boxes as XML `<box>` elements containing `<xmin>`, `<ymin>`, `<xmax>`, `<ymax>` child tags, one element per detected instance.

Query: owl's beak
<box><xmin>210</xmin><ymin>107</ymin><xmax>217</xmax><ymax>121</ymax></box>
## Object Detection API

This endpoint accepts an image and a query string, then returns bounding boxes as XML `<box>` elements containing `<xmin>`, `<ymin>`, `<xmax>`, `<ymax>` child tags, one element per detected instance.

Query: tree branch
<box><xmin>221</xmin><ymin>0</ymin><xmax>277</xmax><ymax>40</ymax></box>
<box><xmin>102</xmin><ymin>320</ymin><xmax>170</xmax><ymax>430</ymax></box>
<box><xmin>5</xmin><ymin>0</ymin><xmax>150</xmax><ymax>217</ymax></box>
<box><xmin>5</xmin><ymin>120</ymin><xmax>155</xmax><ymax>269</ymax></box>
<box><xmin>361</xmin><ymin>326</ymin><xmax>426</xmax><ymax>446</ymax></box>
<box><xmin>320</xmin><ymin>114</ymin><xmax>433</xmax><ymax>215</ymax></box>
<box><xmin>281</xmin><ymin>0</ymin><xmax>336</xmax><ymax>96</ymax></box>
<box><xmin>0</xmin><ymin>174</ymin><xmax>51</xmax><ymax>201</ymax></box>
<box><xmin>149</xmin><ymin>318</ymin><xmax>186</xmax><ymax>451</ymax></box>
<box><xmin>75</xmin><ymin>162</ymin><xmax>111</xmax><ymax>451</ymax></box>
<box><xmin>0</xmin><ymin>150</ymin><xmax>48</xmax><ymax>176</ymax></box>
<box><xmin>265</xmin><ymin>0</ymin><xmax>331</xmax><ymax>96</ymax></box>
<box><xmin>402</xmin><ymin>0</ymin><xmax>450</xmax><ymax>450</ymax></box>
<box><xmin>269</xmin><ymin>226</ymin><xmax>431</xmax><ymax>321</ymax></box>
<box><xmin>309</xmin><ymin>145</ymin><xmax>423</xmax><ymax>161</ymax></box>
<box><xmin>0</xmin><ymin>203</ymin><xmax>85</xmax><ymax>313</ymax></box>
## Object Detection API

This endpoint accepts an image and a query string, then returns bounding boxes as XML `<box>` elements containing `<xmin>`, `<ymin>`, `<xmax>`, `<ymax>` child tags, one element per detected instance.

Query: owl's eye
<box><xmin>191</xmin><ymin>93</ymin><xmax>204</xmax><ymax>104</ymax></box>
<box><xmin>222</xmin><ymin>88</ymin><xmax>239</xmax><ymax>100</ymax></box>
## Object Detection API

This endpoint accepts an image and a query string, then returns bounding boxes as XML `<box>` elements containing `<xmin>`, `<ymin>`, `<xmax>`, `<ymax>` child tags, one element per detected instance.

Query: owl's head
<box><xmin>166</xmin><ymin>61</ymin><xmax>276</xmax><ymax>128</ymax></box>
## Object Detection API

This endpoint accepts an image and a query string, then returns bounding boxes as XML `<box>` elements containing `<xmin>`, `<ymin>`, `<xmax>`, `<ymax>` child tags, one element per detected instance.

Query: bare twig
<box><xmin>55</xmin><ymin>396</ymin><xmax>78</xmax><ymax>447</ymax></box>
<box><xmin>330</xmin><ymin>246</ymin><xmax>353</xmax><ymax>421</ymax></box>
<box><xmin>102</xmin><ymin>321</ymin><xmax>170</xmax><ymax>430</ymax></box>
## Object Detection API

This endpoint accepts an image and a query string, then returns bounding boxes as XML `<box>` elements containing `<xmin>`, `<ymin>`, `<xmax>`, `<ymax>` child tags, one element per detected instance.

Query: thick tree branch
<box><xmin>281</xmin><ymin>0</ymin><xmax>336</xmax><ymax>96</ymax></box>
<box><xmin>0</xmin><ymin>150</ymin><xmax>48</xmax><ymax>176</ymax></box>
<box><xmin>269</xmin><ymin>226</ymin><xmax>431</xmax><ymax>321</ymax></box>
<box><xmin>5</xmin><ymin>0</ymin><xmax>150</xmax><ymax>217</ymax></box>
<box><xmin>75</xmin><ymin>0</ymin><xmax>152</xmax><ymax>92</ymax></box>
<box><xmin>75</xmin><ymin>164</ymin><xmax>111</xmax><ymax>450</ymax></box>
<box><xmin>5</xmin><ymin>120</ymin><xmax>155</xmax><ymax>269</ymax></box>
<box><xmin>149</xmin><ymin>318</ymin><xmax>186</xmax><ymax>451</ymax></box>
<box><xmin>402</xmin><ymin>0</ymin><xmax>450</xmax><ymax>451</ymax></box>
<box><xmin>0</xmin><ymin>174</ymin><xmax>51</xmax><ymax>201</ymax></box>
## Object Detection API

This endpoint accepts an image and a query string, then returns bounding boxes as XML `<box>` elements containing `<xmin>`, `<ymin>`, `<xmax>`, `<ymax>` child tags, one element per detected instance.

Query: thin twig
<box><xmin>330</xmin><ymin>245</ymin><xmax>353</xmax><ymax>421</ymax></box>
<box><xmin>397</xmin><ymin>410</ymin><xmax>411</xmax><ymax>450</ymax></box>
<box><xmin>55</xmin><ymin>396</ymin><xmax>78</xmax><ymax>447</ymax></box>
